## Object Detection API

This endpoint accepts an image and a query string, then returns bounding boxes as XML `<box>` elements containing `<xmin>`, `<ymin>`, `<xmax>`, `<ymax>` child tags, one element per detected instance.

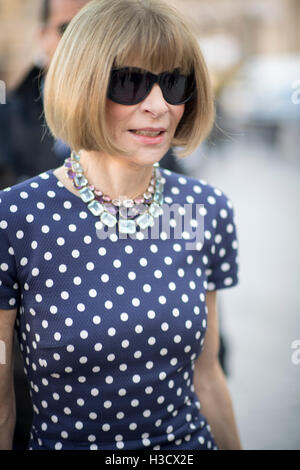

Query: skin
<box><xmin>37</xmin><ymin>0</ymin><xmax>89</xmax><ymax>69</ymax></box>
<box><xmin>53</xmin><ymin>82</ymin><xmax>185</xmax><ymax>201</ymax></box>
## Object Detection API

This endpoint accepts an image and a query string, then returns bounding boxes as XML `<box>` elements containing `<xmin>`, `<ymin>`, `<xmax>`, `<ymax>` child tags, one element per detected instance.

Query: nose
<box><xmin>140</xmin><ymin>83</ymin><xmax>169</xmax><ymax>116</ymax></box>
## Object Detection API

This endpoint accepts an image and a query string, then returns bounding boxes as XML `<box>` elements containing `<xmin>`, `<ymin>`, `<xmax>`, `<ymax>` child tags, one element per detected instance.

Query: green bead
<box><xmin>153</xmin><ymin>191</ymin><xmax>163</xmax><ymax>205</ymax></box>
<box><xmin>118</xmin><ymin>219</ymin><xmax>136</xmax><ymax>234</ymax></box>
<box><xmin>100</xmin><ymin>211</ymin><xmax>117</xmax><ymax>227</ymax></box>
<box><xmin>136</xmin><ymin>213</ymin><xmax>154</xmax><ymax>229</ymax></box>
<box><xmin>87</xmin><ymin>200</ymin><xmax>104</xmax><ymax>216</ymax></box>
<box><xmin>79</xmin><ymin>187</ymin><xmax>94</xmax><ymax>203</ymax></box>
<box><xmin>148</xmin><ymin>202</ymin><xmax>163</xmax><ymax>218</ymax></box>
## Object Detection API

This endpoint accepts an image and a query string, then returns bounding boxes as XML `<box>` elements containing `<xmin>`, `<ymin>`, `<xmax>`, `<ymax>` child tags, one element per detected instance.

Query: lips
<box><xmin>128</xmin><ymin>128</ymin><xmax>166</xmax><ymax>145</ymax></box>
<box><xmin>129</xmin><ymin>127</ymin><xmax>166</xmax><ymax>137</ymax></box>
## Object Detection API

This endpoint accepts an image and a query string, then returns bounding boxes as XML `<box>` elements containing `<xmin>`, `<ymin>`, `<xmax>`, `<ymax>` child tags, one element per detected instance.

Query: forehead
<box><xmin>47</xmin><ymin>0</ymin><xmax>88</xmax><ymax>25</ymax></box>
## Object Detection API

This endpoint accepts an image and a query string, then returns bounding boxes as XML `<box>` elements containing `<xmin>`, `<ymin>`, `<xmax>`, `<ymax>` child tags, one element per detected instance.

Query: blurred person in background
<box><xmin>0</xmin><ymin>0</ymin><xmax>183</xmax><ymax>189</ymax></box>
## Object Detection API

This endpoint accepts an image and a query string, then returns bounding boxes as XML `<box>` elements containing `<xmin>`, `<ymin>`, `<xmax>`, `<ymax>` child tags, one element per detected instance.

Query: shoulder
<box><xmin>0</xmin><ymin>171</ymin><xmax>55</xmax><ymax>218</ymax></box>
<box><xmin>161</xmin><ymin>168</ymin><xmax>236</xmax><ymax>216</ymax></box>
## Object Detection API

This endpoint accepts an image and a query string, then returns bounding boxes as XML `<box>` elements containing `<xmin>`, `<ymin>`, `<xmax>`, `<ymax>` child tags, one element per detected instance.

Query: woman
<box><xmin>0</xmin><ymin>0</ymin><xmax>241</xmax><ymax>450</ymax></box>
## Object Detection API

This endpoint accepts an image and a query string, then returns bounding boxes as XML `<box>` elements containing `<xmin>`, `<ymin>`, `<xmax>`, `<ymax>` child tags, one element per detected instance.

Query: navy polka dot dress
<box><xmin>0</xmin><ymin>168</ymin><xmax>239</xmax><ymax>450</ymax></box>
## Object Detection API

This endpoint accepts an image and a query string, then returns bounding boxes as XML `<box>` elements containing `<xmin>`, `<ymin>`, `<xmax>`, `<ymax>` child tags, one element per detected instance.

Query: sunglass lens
<box><xmin>108</xmin><ymin>69</ymin><xmax>150</xmax><ymax>105</ymax></box>
<box><xmin>58</xmin><ymin>22</ymin><xmax>69</xmax><ymax>35</ymax></box>
<box><xmin>160</xmin><ymin>72</ymin><xmax>193</xmax><ymax>105</ymax></box>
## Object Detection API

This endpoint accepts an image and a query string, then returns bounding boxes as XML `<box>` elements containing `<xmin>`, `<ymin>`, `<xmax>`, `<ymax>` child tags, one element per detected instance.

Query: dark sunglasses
<box><xmin>57</xmin><ymin>22</ymin><xmax>70</xmax><ymax>35</ymax></box>
<box><xmin>107</xmin><ymin>67</ymin><xmax>195</xmax><ymax>106</ymax></box>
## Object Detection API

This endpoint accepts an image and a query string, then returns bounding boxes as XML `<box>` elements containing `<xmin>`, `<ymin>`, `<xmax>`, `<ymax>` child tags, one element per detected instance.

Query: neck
<box><xmin>78</xmin><ymin>150</ymin><xmax>155</xmax><ymax>201</ymax></box>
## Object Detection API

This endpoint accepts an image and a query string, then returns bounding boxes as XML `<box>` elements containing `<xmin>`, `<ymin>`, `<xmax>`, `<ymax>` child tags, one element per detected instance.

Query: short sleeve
<box><xmin>206</xmin><ymin>195</ymin><xmax>239</xmax><ymax>291</ymax></box>
<box><xmin>0</xmin><ymin>219</ymin><xmax>20</xmax><ymax>309</ymax></box>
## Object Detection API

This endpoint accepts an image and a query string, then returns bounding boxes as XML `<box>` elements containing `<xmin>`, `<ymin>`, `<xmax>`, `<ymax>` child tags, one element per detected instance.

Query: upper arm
<box><xmin>194</xmin><ymin>291</ymin><xmax>220</xmax><ymax>378</ymax></box>
<box><xmin>0</xmin><ymin>308</ymin><xmax>17</xmax><ymax>413</ymax></box>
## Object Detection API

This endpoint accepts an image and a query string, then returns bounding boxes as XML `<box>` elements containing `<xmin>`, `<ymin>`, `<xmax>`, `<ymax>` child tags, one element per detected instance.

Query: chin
<box><xmin>129</xmin><ymin>146</ymin><xmax>169</xmax><ymax>167</ymax></box>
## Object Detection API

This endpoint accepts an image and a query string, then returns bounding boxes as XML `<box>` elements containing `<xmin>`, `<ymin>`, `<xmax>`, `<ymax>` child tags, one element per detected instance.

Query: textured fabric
<box><xmin>0</xmin><ymin>168</ymin><xmax>239</xmax><ymax>450</ymax></box>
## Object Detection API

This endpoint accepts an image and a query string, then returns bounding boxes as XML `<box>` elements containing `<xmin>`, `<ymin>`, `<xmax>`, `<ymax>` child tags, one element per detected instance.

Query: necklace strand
<box><xmin>64</xmin><ymin>151</ymin><xmax>164</xmax><ymax>234</ymax></box>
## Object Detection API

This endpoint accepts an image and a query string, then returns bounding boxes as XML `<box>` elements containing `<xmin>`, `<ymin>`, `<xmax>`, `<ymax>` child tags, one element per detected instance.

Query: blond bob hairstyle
<box><xmin>44</xmin><ymin>0</ymin><xmax>215</xmax><ymax>158</ymax></box>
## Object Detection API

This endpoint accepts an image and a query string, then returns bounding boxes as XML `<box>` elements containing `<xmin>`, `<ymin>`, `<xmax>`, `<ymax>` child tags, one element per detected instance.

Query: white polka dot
<box><xmin>26</xmin><ymin>214</ymin><xmax>34</xmax><ymax>223</ymax></box>
<box><xmin>0</xmin><ymin>220</ymin><xmax>8</xmax><ymax>229</ymax></box>
<box><xmin>45</xmin><ymin>279</ymin><xmax>54</xmax><ymax>288</ymax></box>
<box><xmin>101</xmin><ymin>274</ymin><xmax>109</xmax><ymax>283</ymax></box>
<box><xmin>44</xmin><ymin>252</ymin><xmax>52</xmax><ymax>260</ymax></box>
<box><xmin>173</xmin><ymin>243</ymin><xmax>181</xmax><ymax>252</ymax></box>
<box><xmin>139</xmin><ymin>257</ymin><xmax>148</xmax><ymax>267</ymax></box>
<box><xmin>72</xmin><ymin>249</ymin><xmax>80</xmax><ymax>258</ymax></box>
<box><xmin>221</xmin><ymin>262</ymin><xmax>231</xmax><ymax>272</ymax></box>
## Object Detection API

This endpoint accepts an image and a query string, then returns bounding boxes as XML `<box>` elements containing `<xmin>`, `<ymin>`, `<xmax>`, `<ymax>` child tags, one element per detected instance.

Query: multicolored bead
<box><xmin>65</xmin><ymin>152</ymin><xmax>164</xmax><ymax>235</ymax></box>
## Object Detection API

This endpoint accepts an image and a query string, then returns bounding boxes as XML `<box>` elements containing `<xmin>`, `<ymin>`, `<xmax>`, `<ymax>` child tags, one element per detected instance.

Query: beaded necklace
<box><xmin>64</xmin><ymin>151</ymin><xmax>164</xmax><ymax>234</ymax></box>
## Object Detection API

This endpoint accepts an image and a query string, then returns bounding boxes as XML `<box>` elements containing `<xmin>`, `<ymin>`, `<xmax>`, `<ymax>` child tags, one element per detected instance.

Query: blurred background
<box><xmin>0</xmin><ymin>0</ymin><xmax>299</xmax><ymax>450</ymax></box>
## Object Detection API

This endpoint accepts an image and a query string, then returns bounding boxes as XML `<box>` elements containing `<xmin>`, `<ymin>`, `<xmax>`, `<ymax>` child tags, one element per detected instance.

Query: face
<box><xmin>106</xmin><ymin>79</ymin><xmax>185</xmax><ymax>167</ymax></box>
<box><xmin>38</xmin><ymin>0</ymin><xmax>89</xmax><ymax>68</ymax></box>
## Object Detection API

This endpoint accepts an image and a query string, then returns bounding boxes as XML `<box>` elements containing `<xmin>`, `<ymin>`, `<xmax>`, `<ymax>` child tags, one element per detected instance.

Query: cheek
<box><xmin>168</xmin><ymin>105</ymin><xmax>185</xmax><ymax>136</ymax></box>
<box><xmin>173</xmin><ymin>104</ymin><xmax>185</xmax><ymax>127</ymax></box>
<box><xmin>106</xmin><ymin>101</ymin><xmax>134</xmax><ymax>127</ymax></box>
